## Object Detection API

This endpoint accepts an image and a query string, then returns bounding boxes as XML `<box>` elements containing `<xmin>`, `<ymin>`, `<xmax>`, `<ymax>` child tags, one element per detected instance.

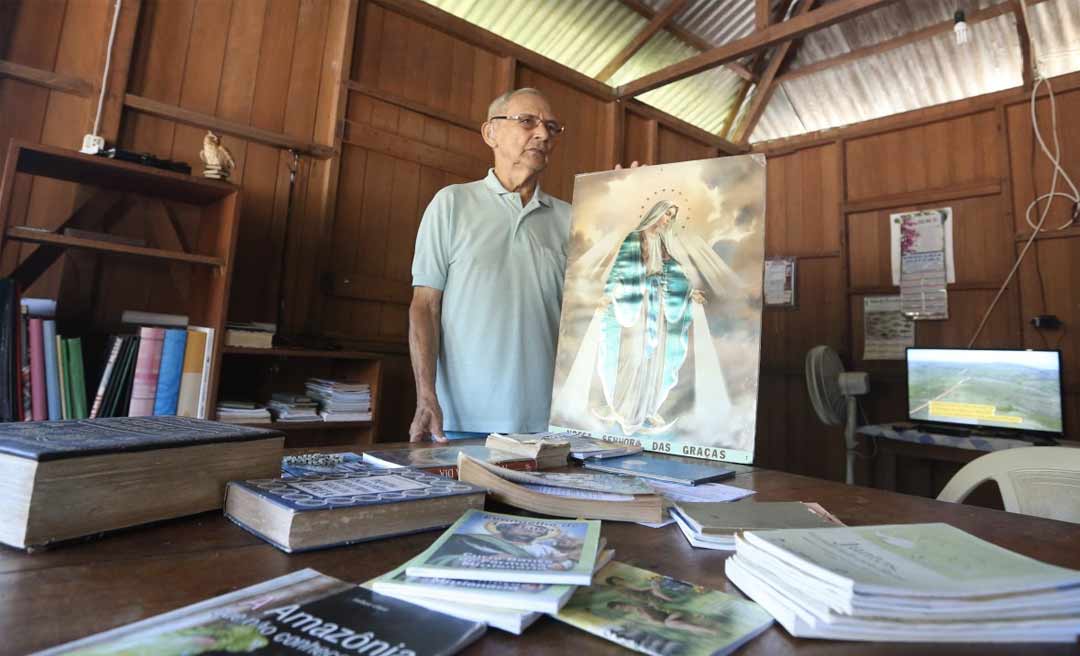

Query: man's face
<box><xmin>483</xmin><ymin>93</ymin><xmax>560</xmax><ymax>174</ymax></box>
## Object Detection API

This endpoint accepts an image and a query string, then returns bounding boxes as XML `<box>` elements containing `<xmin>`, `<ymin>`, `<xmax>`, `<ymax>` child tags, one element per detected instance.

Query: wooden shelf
<box><xmin>6</xmin><ymin>227</ymin><xmax>225</xmax><ymax>267</ymax></box>
<box><xmin>237</xmin><ymin>420</ymin><xmax>372</xmax><ymax>431</ymax></box>
<box><xmin>221</xmin><ymin>345</ymin><xmax>382</xmax><ymax>359</ymax></box>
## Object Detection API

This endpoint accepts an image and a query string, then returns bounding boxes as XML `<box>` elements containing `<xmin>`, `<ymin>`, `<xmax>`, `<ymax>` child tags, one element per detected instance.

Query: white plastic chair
<box><xmin>937</xmin><ymin>447</ymin><xmax>1080</xmax><ymax>524</ymax></box>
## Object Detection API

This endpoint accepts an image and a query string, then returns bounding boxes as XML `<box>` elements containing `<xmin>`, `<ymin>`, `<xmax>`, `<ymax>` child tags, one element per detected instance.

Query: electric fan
<box><xmin>805</xmin><ymin>345</ymin><xmax>869</xmax><ymax>485</ymax></box>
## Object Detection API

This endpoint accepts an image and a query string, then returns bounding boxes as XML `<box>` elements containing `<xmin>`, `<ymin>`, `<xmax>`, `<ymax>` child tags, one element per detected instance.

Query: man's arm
<box><xmin>409</xmin><ymin>286</ymin><xmax>447</xmax><ymax>442</ymax></box>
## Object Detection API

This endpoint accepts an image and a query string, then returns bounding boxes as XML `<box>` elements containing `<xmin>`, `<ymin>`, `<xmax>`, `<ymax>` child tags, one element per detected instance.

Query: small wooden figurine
<box><xmin>200</xmin><ymin>130</ymin><xmax>235</xmax><ymax>180</ymax></box>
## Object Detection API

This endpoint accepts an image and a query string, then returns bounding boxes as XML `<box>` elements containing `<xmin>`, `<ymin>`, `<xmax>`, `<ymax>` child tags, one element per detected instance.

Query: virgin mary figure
<box><xmin>555</xmin><ymin>200</ymin><xmax>744</xmax><ymax>436</ymax></box>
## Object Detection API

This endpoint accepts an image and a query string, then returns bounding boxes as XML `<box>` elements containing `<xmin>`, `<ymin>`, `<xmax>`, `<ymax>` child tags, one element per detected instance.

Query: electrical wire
<box><xmin>966</xmin><ymin>0</ymin><xmax>1078</xmax><ymax>348</ymax></box>
<box><xmin>91</xmin><ymin>0</ymin><xmax>123</xmax><ymax>139</ymax></box>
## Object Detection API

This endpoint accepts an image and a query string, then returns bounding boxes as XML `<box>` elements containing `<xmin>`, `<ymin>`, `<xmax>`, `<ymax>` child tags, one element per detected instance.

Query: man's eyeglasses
<box><xmin>489</xmin><ymin>114</ymin><xmax>565</xmax><ymax>136</ymax></box>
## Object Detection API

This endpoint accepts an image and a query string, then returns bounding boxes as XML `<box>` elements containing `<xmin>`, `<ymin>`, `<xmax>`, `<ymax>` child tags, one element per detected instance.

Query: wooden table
<box><xmin>3</xmin><ymin>441</ymin><xmax>1079</xmax><ymax>655</ymax></box>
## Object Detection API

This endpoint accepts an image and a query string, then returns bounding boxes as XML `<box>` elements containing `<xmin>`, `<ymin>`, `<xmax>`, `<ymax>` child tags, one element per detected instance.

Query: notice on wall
<box><xmin>763</xmin><ymin>257</ymin><xmax>796</xmax><ymax>307</ymax></box>
<box><xmin>863</xmin><ymin>296</ymin><xmax>915</xmax><ymax>360</ymax></box>
<box><xmin>890</xmin><ymin>208</ymin><xmax>955</xmax><ymax>285</ymax></box>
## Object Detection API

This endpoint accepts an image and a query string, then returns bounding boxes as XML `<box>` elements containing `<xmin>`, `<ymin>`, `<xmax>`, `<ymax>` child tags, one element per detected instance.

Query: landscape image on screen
<box><xmin>907</xmin><ymin>349</ymin><xmax>1063</xmax><ymax>433</ymax></box>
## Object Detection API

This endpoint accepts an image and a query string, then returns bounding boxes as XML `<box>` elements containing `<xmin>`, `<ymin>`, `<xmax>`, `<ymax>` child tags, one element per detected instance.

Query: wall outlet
<box><xmin>80</xmin><ymin>134</ymin><xmax>105</xmax><ymax>155</ymax></box>
<box><xmin>1031</xmin><ymin>314</ymin><xmax>1062</xmax><ymax>330</ymax></box>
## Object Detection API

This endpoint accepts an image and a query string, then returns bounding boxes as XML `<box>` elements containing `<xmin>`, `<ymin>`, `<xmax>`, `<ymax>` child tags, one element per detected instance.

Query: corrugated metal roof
<box><xmin>419</xmin><ymin>0</ymin><xmax>1080</xmax><ymax>144</ymax></box>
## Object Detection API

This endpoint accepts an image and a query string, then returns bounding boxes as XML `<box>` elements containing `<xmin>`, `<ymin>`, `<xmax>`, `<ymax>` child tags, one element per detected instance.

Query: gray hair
<box><xmin>486</xmin><ymin>88</ymin><xmax>547</xmax><ymax>120</ymax></box>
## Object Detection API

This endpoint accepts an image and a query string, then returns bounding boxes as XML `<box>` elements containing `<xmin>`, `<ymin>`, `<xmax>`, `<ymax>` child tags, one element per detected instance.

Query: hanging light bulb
<box><xmin>954</xmin><ymin>9</ymin><xmax>970</xmax><ymax>45</ymax></box>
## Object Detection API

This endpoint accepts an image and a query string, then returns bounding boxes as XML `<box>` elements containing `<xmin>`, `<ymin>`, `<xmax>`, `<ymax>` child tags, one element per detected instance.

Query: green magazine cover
<box><xmin>554</xmin><ymin>561</ymin><xmax>772</xmax><ymax>656</ymax></box>
<box><xmin>406</xmin><ymin>509</ymin><xmax>602</xmax><ymax>585</ymax></box>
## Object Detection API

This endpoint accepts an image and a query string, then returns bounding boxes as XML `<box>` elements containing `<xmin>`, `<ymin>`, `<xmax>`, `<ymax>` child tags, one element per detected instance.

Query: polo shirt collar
<box><xmin>484</xmin><ymin>168</ymin><xmax>552</xmax><ymax>208</ymax></box>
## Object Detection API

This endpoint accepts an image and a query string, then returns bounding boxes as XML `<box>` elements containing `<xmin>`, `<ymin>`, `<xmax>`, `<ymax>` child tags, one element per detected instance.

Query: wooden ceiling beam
<box><xmin>756</xmin><ymin>0</ymin><xmax>772</xmax><ymax>31</ymax></box>
<box><xmin>777</xmin><ymin>0</ymin><xmax>1050</xmax><ymax>85</ymax></box>
<box><xmin>617</xmin><ymin>0</ymin><xmax>899</xmax><ymax>98</ymax></box>
<box><xmin>1011</xmin><ymin>0</ymin><xmax>1034</xmax><ymax>91</ymax></box>
<box><xmin>0</xmin><ymin>59</ymin><xmax>93</xmax><ymax>96</ymax></box>
<box><xmin>598</xmin><ymin>0</ymin><xmax>688</xmax><ymax>82</ymax></box>
<box><xmin>734</xmin><ymin>0</ymin><xmax>817</xmax><ymax>145</ymax></box>
<box><xmin>614</xmin><ymin>0</ymin><xmax>757</xmax><ymax>81</ymax></box>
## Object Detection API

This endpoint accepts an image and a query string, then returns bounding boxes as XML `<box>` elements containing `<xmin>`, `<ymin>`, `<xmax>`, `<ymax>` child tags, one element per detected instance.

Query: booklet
<box><xmin>37</xmin><ymin>569</ymin><xmax>486</xmax><ymax>655</ymax></box>
<box><xmin>553</xmin><ymin>561</ymin><xmax>773</xmax><ymax>656</ymax></box>
<box><xmin>406</xmin><ymin>509</ymin><xmax>603</xmax><ymax>585</ymax></box>
<box><xmin>583</xmin><ymin>453</ymin><xmax>736</xmax><ymax>485</ymax></box>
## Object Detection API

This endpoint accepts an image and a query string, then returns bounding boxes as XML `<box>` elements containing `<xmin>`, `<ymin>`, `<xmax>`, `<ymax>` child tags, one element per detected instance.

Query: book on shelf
<box><xmin>225</xmin><ymin>321</ymin><xmax>276</xmax><ymax>349</ymax></box>
<box><xmin>0</xmin><ymin>279</ymin><xmax>16</xmax><ymax>421</ymax></box>
<box><xmin>671</xmin><ymin>502</ymin><xmax>842</xmax><ymax>551</ymax></box>
<box><xmin>128</xmin><ymin>326</ymin><xmax>164</xmax><ymax>417</ymax></box>
<box><xmin>63</xmin><ymin>337</ymin><xmax>88</xmax><ymax>419</ymax></box>
<box><xmin>216</xmin><ymin>400</ymin><xmax>272</xmax><ymax>424</ymax></box>
<box><xmin>182</xmin><ymin>325</ymin><xmax>215</xmax><ymax>419</ymax></box>
<box><xmin>36</xmin><ymin>568</ymin><xmax>487</xmax><ymax>656</ymax></box>
<box><xmin>18</xmin><ymin>304</ymin><xmax>29</xmax><ymax>420</ymax></box>
<box><xmin>88</xmin><ymin>336</ymin><xmax>123</xmax><ymax>418</ymax></box>
<box><xmin>0</xmin><ymin>416</ymin><xmax>283</xmax><ymax>550</ymax></box>
<box><xmin>152</xmin><ymin>327</ymin><xmax>187</xmax><ymax>415</ymax></box>
<box><xmin>457</xmin><ymin>453</ymin><xmax>665</xmax><ymax>523</ymax></box>
<box><xmin>305</xmin><ymin>377</ymin><xmax>371</xmax><ymax>421</ymax></box>
<box><xmin>554</xmin><ymin>560</ymin><xmax>774</xmax><ymax>656</ymax></box>
<box><xmin>120</xmin><ymin>310</ymin><xmax>188</xmax><ymax>327</ymax></box>
<box><xmin>41</xmin><ymin>319</ymin><xmax>60</xmax><ymax>420</ymax></box>
<box><xmin>20</xmin><ymin>297</ymin><xmax>56</xmax><ymax>318</ymax></box>
<box><xmin>405</xmin><ymin>509</ymin><xmax>603</xmax><ymax>586</ymax></box>
<box><xmin>583</xmin><ymin>453</ymin><xmax>736</xmax><ymax>485</ymax></box>
<box><xmin>281</xmin><ymin>451</ymin><xmax>375</xmax><ymax>477</ymax></box>
<box><xmin>54</xmin><ymin>334</ymin><xmax>68</xmax><ymax>419</ymax></box>
<box><xmin>267</xmin><ymin>392</ymin><xmax>320</xmax><ymax>422</ymax></box>
<box><xmin>485</xmin><ymin>432</ymin><xmax>571</xmax><ymax>469</ymax></box>
<box><xmin>725</xmin><ymin>522</ymin><xmax>1080</xmax><ymax>642</ymax></box>
<box><xmin>224</xmin><ymin>468</ymin><xmax>486</xmax><ymax>553</ymax></box>
<box><xmin>27</xmin><ymin>317</ymin><xmax>46</xmax><ymax>420</ymax></box>
<box><xmin>362</xmin><ymin>445</ymin><xmax>537</xmax><ymax>479</ymax></box>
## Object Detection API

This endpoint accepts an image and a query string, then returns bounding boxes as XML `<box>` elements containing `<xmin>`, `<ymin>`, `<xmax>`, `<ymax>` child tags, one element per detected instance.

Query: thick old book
<box><xmin>485</xmin><ymin>432</ymin><xmax>571</xmax><ymax>468</ymax></box>
<box><xmin>363</xmin><ymin>445</ymin><xmax>537</xmax><ymax>478</ymax></box>
<box><xmin>554</xmin><ymin>561</ymin><xmax>773</xmax><ymax>656</ymax></box>
<box><xmin>41</xmin><ymin>320</ymin><xmax>60</xmax><ymax>420</ymax></box>
<box><xmin>406</xmin><ymin>509</ymin><xmax>603</xmax><ymax>585</ymax></box>
<box><xmin>0</xmin><ymin>416</ymin><xmax>283</xmax><ymax>549</ymax></box>
<box><xmin>583</xmin><ymin>453</ymin><xmax>735</xmax><ymax>485</ymax></box>
<box><xmin>726</xmin><ymin>523</ymin><xmax>1080</xmax><ymax>642</ymax></box>
<box><xmin>672</xmin><ymin>502</ymin><xmax>842</xmax><ymax>551</ymax></box>
<box><xmin>37</xmin><ymin>568</ymin><xmax>486</xmax><ymax>656</ymax></box>
<box><xmin>458</xmin><ymin>454</ymin><xmax>665</xmax><ymax>523</ymax></box>
<box><xmin>152</xmin><ymin>327</ymin><xmax>187</xmax><ymax>415</ymax></box>
<box><xmin>225</xmin><ymin>469</ymin><xmax>486</xmax><ymax>553</ymax></box>
<box><xmin>128</xmin><ymin>326</ymin><xmax>164</xmax><ymax>416</ymax></box>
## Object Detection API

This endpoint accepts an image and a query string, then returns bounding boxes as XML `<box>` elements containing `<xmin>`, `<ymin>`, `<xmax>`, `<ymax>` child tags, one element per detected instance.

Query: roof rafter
<box><xmin>598</xmin><ymin>0</ymin><xmax>688</xmax><ymax>82</ymax></box>
<box><xmin>617</xmin><ymin>0</ymin><xmax>900</xmax><ymax>99</ymax></box>
<box><xmin>1011</xmin><ymin>0</ymin><xmax>1034</xmax><ymax>91</ymax></box>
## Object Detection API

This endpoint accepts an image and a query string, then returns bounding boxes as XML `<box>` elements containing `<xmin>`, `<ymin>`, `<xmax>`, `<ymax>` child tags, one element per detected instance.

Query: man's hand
<box><xmin>410</xmin><ymin>396</ymin><xmax>448</xmax><ymax>443</ymax></box>
<box><xmin>614</xmin><ymin>160</ymin><xmax>642</xmax><ymax>170</ymax></box>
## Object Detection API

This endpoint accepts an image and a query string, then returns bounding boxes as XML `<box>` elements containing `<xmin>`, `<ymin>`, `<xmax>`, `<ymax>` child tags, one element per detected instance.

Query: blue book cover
<box><xmin>41</xmin><ymin>320</ymin><xmax>61</xmax><ymax>420</ymax></box>
<box><xmin>281</xmin><ymin>451</ymin><xmax>377</xmax><ymax>478</ymax></box>
<box><xmin>152</xmin><ymin>328</ymin><xmax>187</xmax><ymax>416</ymax></box>
<box><xmin>582</xmin><ymin>453</ymin><xmax>736</xmax><ymax>485</ymax></box>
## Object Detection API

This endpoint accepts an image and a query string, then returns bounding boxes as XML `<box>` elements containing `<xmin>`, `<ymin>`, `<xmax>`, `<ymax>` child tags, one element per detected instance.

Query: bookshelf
<box><xmin>0</xmin><ymin>139</ymin><xmax>240</xmax><ymax>418</ymax></box>
<box><xmin>218</xmin><ymin>346</ymin><xmax>383</xmax><ymax>448</ymax></box>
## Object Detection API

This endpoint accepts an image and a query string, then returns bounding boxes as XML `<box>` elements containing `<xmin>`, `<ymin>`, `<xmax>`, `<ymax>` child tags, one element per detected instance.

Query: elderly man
<box><xmin>409</xmin><ymin>87</ymin><xmax>570</xmax><ymax>442</ymax></box>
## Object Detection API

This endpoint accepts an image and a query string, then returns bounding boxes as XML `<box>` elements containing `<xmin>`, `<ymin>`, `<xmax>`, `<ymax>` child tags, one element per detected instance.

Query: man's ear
<box><xmin>481</xmin><ymin>121</ymin><xmax>497</xmax><ymax>147</ymax></box>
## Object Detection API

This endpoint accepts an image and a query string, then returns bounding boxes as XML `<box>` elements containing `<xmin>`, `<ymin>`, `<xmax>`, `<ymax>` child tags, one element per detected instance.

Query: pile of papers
<box><xmin>305</xmin><ymin>378</ymin><xmax>372</xmax><ymax>422</ymax></box>
<box><xmin>266</xmin><ymin>392</ymin><xmax>319</xmax><ymax>422</ymax></box>
<box><xmin>215</xmin><ymin>400</ymin><xmax>270</xmax><ymax>424</ymax></box>
<box><xmin>726</xmin><ymin>522</ymin><xmax>1080</xmax><ymax>642</ymax></box>
<box><xmin>369</xmin><ymin>509</ymin><xmax>611</xmax><ymax>635</ymax></box>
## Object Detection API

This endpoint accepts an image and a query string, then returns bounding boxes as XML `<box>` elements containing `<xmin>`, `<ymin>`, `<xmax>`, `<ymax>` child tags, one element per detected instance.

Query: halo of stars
<box><xmin>637</xmin><ymin>173</ymin><xmax>693</xmax><ymax>231</ymax></box>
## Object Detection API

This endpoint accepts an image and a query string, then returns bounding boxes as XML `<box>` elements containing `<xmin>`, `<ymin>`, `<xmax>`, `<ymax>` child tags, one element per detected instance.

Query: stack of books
<box><xmin>215</xmin><ymin>400</ymin><xmax>271</xmax><ymax>424</ymax></box>
<box><xmin>266</xmin><ymin>392</ymin><xmax>320</xmax><ymax>422</ymax></box>
<box><xmin>671</xmin><ymin>501</ymin><xmax>842</xmax><ymax>550</ymax></box>
<box><xmin>223</xmin><ymin>320</ymin><xmax>275</xmax><ymax>349</ymax></box>
<box><xmin>485</xmin><ymin>432</ymin><xmax>571</xmax><ymax>469</ymax></box>
<box><xmin>305</xmin><ymin>377</ymin><xmax>371</xmax><ymax>422</ymax></box>
<box><xmin>369</xmin><ymin>509</ymin><xmax>610</xmax><ymax>635</ymax></box>
<box><xmin>726</xmin><ymin>522</ymin><xmax>1080</xmax><ymax>642</ymax></box>
<box><xmin>564</xmin><ymin>434</ymin><xmax>643</xmax><ymax>460</ymax></box>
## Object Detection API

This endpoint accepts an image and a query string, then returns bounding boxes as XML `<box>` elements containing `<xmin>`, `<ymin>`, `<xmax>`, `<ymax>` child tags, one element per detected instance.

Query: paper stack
<box><xmin>305</xmin><ymin>378</ymin><xmax>372</xmax><ymax>422</ymax></box>
<box><xmin>266</xmin><ymin>392</ymin><xmax>320</xmax><ymax>422</ymax></box>
<box><xmin>370</xmin><ymin>509</ymin><xmax>611</xmax><ymax>635</ymax></box>
<box><xmin>726</xmin><ymin>523</ymin><xmax>1080</xmax><ymax>642</ymax></box>
<box><xmin>215</xmin><ymin>400</ymin><xmax>271</xmax><ymax>424</ymax></box>
<box><xmin>671</xmin><ymin>501</ymin><xmax>841</xmax><ymax>551</ymax></box>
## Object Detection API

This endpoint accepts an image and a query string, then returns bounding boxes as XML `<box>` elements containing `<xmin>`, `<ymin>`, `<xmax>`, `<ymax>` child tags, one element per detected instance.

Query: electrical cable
<box><xmin>92</xmin><ymin>0</ymin><xmax>123</xmax><ymax>140</ymax></box>
<box><xmin>966</xmin><ymin>0</ymin><xmax>1078</xmax><ymax>348</ymax></box>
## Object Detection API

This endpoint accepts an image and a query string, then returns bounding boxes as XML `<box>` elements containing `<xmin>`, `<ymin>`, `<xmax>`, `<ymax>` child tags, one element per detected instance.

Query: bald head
<box><xmin>486</xmin><ymin>88</ymin><xmax>548</xmax><ymax>120</ymax></box>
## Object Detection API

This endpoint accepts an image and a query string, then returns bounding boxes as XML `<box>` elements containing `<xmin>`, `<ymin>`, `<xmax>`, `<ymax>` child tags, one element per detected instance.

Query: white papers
<box><xmin>763</xmin><ymin>257</ymin><xmax>796</xmax><ymax>307</ymax></box>
<box><xmin>890</xmin><ymin>209</ymin><xmax>955</xmax><ymax>285</ymax></box>
<box><xmin>891</xmin><ymin>209</ymin><xmax>952</xmax><ymax>320</ymax></box>
<box><xmin>519</xmin><ymin>484</ymin><xmax>635</xmax><ymax>502</ymax></box>
<box><xmin>646</xmin><ymin>479</ymin><xmax>755</xmax><ymax>503</ymax></box>
<box><xmin>862</xmin><ymin>296</ymin><xmax>915</xmax><ymax>360</ymax></box>
<box><xmin>900</xmin><ymin>251</ymin><xmax>948</xmax><ymax>319</ymax></box>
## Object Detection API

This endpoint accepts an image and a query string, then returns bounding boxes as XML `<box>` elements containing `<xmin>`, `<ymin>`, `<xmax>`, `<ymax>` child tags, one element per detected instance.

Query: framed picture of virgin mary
<box><xmin>549</xmin><ymin>155</ymin><xmax>766</xmax><ymax>463</ymax></box>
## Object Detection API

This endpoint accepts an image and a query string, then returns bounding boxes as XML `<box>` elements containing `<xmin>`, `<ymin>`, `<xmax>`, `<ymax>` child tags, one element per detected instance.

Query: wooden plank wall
<box><xmin>757</xmin><ymin>71</ymin><xmax>1080</xmax><ymax>490</ymax></box>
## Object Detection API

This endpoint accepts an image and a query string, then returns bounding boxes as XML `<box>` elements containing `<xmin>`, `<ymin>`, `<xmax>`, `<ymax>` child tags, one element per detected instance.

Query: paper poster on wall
<box><xmin>863</xmin><ymin>296</ymin><xmax>915</xmax><ymax>360</ymax></box>
<box><xmin>890</xmin><ymin>208</ymin><xmax>955</xmax><ymax>285</ymax></box>
<box><xmin>763</xmin><ymin>257</ymin><xmax>796</xmax><ymax>307</ymax></box>
<box><xmin>549</xmin><ymin>156</ymin><xmax>766</xmax><ymax>464</ymax></box>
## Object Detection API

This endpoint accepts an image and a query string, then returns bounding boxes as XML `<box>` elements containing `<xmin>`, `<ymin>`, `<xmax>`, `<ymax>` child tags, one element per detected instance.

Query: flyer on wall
<box><xmin>549</xmin><ymin>156</ymin><xmax>766</xmax><ymax>464</ymax></box>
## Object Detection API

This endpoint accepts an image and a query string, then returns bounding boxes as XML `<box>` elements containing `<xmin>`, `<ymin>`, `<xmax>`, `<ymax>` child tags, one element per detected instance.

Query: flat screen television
<box><xmin>906</xmin><ymin>348</ymin><xmax>1064</xmax><ymax>436</ymax></box>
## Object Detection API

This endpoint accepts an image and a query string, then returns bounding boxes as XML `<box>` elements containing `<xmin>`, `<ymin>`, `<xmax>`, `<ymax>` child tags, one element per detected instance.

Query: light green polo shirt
<box><xmin>412</xmin><ymin>169</ymin><xmax>572</xmax><ymax>433</ymax></box>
